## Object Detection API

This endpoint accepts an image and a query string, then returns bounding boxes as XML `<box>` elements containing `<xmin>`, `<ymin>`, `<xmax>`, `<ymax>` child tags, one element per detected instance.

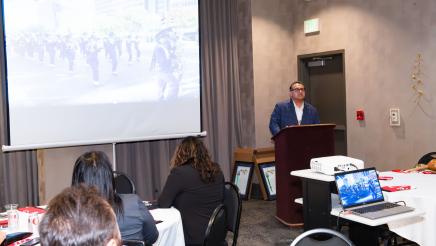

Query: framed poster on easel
<box><xmin>231</xmin><ymin>161</ymin><xmax>254</xmax><ymax>200</ymax></box>
<box><xmin>231</xmin><ymin>147</ymin><xmax>275</xmax><ymax>200</ymax></box>
<box><xmin>258</xmin><ymin>162</ymin><xmax>276</xmax><ymax>200</ymax></box>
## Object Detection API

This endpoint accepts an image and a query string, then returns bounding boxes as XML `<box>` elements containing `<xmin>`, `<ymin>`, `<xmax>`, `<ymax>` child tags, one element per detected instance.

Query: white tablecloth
<box><xmin>380</xmin><ymin>171</ymin><xmax>435</xmax><ymax>246</ymax></box>
<box><xmin>2</xmin><ymin>208</ymin><xmax>185</xmax><ymax>246</ymax></box>
<box><xmin>150</xmin><ymin>208</ymin><xmax>185</xmax><ymax>246</ymax></box>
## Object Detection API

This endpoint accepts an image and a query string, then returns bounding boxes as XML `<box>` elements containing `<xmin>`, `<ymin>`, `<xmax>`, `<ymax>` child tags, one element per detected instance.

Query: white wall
<box><xmin>39</xmin><ymin>144</ymin><xmax>113</xmax><ymax>204</ymax></box>
<box><xmin>252</xmin><ymin>0</ymin><xmax>436</xmax><ymax>170</ymax></box>
<box><xmin>252</xmin><ymin>0</ymin><xmax>296</xmax><ymax>148</ymax></box>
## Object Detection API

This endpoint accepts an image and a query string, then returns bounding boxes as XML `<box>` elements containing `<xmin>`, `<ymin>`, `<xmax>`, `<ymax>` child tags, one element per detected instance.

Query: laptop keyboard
<box><xmin>352</xmin><ymin>203</ymin><xmax>400</xmax><ymax>214</ymax></box>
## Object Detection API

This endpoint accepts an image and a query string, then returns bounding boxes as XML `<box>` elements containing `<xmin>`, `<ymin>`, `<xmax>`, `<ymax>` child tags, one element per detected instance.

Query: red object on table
<box><xmin>0</xmin><ymin>219</ymin><xmax>7</xmax><ymax>226</ymax></box>
<box><xmin>382</xmin><ymin>185</ymin><xmax>411</xmax><ymax>192</ymax></box>
<box><xmin>421</xmin><ymin>171</ymin><xmax>436</xmax><ymax>174</ymax></box>
<box><xmin>18</xmin><ymin>207</ymin><xmax>45</xmax><ymax>214</ymax></box>
<box><xmin>379</xmin><ymin>176</ymin><xmax>393</xmax><ymax>180</ymax></box>
<box><xmin>391</xmin><ymin>169</ymin><xmax>405</xmax><ymax>173</ymax></box>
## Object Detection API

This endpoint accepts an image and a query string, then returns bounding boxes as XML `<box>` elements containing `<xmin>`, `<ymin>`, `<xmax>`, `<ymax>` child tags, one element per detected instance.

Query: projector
<box><xmin>310</xmin><ymin>155</ymin><xmax>364</xmax><ymax>175</ymax></box>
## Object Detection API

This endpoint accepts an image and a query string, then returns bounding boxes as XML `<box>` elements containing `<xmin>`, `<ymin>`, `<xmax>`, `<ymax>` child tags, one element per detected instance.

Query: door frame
<box><xmin>297</xmin><ymin>49</ymin><xmax>347</xmax><ymax>154</ymax></box>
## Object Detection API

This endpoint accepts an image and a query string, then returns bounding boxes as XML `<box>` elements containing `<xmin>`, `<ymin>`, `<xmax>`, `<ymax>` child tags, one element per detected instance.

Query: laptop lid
<box><xmin>334</xmin><ymin>167</ymin><xmax>384</xmax><ymax>209</ymax></box>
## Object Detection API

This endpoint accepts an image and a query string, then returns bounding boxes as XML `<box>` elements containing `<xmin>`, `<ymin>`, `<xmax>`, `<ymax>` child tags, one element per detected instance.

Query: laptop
<box><xmin>334</xmin><ymin>167</ymin><xmax>414</xmax><ymax>220</ymax></box>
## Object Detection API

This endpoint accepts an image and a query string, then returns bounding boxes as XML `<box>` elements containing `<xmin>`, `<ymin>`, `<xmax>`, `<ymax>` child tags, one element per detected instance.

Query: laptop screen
<box><xmin>335</xmin><ymin>167</ymin><xmax>384</xmax><ymax>209</ymax></box>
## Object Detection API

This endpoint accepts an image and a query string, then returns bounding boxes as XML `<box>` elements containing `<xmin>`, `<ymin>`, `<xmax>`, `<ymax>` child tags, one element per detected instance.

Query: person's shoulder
<box><xmin>171</xmin><ymin>164</ymin><xmax>197</xmax><ymax>177</ymax></box>
<box><xmin>276</xmin><ymin>100</ymin><xmax>290</xmax><ymax>107</ymax></box>
<box><xmin>304</xmin><ymin>101</ymin><xmax>317</xmax><ymax>110</ymax></box>
<box><xmin>173</xmin><ymin>163</ymin><xmax>195</xmax><ymax>171</ymax></box>
<box><xmin>274</xmin><ymin>100</ymin><xmax>291</xmax><ymax>111</ymax></box>
<box><xmin>212</xmin><ymin>162</ymin><xmax>225</xmax><ymax>180</ymax></box>
<box><xmin>118</xmin><ymin>193</ymin><xmax>142</xmax><ymax>203</ymax></box>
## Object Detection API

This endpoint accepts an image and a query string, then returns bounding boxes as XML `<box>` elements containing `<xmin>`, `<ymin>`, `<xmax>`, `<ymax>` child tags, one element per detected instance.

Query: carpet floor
<box><xmin>231</xmin><ymin>199</ymin><xmax>418</xmax><ymax>246</ymax></box>
<box><xmin>230</xmin><ymin>199</ymin><xmax>303</xmax><ymax>246</ymax></box>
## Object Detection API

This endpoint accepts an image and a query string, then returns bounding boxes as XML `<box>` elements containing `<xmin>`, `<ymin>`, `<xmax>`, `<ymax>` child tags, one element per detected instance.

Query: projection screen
<box><xmin>1</xmin><ymin>0</ymin><xmax>203</xmax><ymax>151</ymax></box>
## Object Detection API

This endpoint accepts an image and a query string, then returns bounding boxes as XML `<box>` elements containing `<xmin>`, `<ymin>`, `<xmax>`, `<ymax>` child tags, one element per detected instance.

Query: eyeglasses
<box><xmin>290</xmin><ymin>88</ymin><xmax>305</xmax><ymax>92</ymax></box>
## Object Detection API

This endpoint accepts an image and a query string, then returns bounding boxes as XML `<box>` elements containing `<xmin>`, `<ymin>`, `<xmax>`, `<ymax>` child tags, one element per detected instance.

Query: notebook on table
<box><xmin>334</xmin><ymin>167</ymin><xmax>414</xmax><ymax>220</ymax></box>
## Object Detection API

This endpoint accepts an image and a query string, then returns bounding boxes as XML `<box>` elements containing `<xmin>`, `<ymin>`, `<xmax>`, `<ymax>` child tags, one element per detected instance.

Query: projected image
<box><xmin>4</xmin><ymin>0</ymin><xmax>199</xmax><ymax>106</ymax></box>
<box><xmin>335</xmin><ymin>170</ymin><xmax>383</xmax><ymax>208</ymax></box>
<box><xmin>3</xmin><ymin>0</ymin><xmax>201</xmax><ymax>147</ymax></box>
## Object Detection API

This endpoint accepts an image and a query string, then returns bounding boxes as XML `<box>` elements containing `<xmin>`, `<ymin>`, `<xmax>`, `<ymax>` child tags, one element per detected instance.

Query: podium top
<box><xmin>233</xmin><ymin>147</ymin><xmax>275</xmax><ymax>162</ymax></box>
<box><xmin>283</xmin><ymin>123</ymin><xmax>336</xmax><ymax>129</ymax></box>
<box><xmin>271</xmin><ymin>123</ymin><xmax>336</xmax><ymax>139</ymax></box>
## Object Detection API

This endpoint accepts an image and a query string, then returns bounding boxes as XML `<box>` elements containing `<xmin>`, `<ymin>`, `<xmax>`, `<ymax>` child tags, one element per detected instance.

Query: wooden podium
<box><xmin>272</xmin><ymin>124</ymin><xmax>335</xmax><ymax>226</ymax></box>
<box><xmin>232</xmin><ymin>147</ymin><xmax>275</xmax><ymax>200</ymax></box>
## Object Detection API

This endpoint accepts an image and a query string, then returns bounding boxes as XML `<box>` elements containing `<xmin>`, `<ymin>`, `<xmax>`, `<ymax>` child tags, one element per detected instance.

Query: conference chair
<box><xmin>290</xmin><ymin>228</ymin><xmax>354</xmax><ymax>246</ymax></box>
<box><xmin>113</xmin><ymin>171</ymin><xmax>136</xmax><ymax>194</ymax></box>
<box><xmin>203</xmin><ymin>204</ymin><xmax>228</xmax><ymax>246</ymax></box>
<box><xmin>224</xmin><ymin>182</ymin><xmax>242</xmax><ymax>246</ymax></box>
<box><xmin>417</xmin><ymin>152</ymin><xmax>436</xmax><ymax>165</ymax></box>
<box><xmin>122</xmin><ymin>239</ymin><xmax>145</xmax><ymax>246</ymax></box>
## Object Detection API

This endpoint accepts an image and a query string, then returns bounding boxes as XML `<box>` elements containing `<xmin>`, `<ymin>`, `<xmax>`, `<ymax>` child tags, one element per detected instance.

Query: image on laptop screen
<box><xmin>335</xmin><ymin>168</ymin><xmax>384</xmax><ymax>209</ymax></box>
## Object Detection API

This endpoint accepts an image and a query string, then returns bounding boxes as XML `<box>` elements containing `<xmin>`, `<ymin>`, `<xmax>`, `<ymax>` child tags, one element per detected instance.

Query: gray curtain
<box><xmin>0</xmin><ymin>46</ymin><xmax>39</xmax><ymax>207</ymax></box>
<box><xmin>115</xmin><ymin>0</ymin><xmax>253</xmax><ymax>200</ymax></box>
<box><xmin>0</xmin><ymin>0</ymin><xmax>255</xmax><ymax>205</ymax></box>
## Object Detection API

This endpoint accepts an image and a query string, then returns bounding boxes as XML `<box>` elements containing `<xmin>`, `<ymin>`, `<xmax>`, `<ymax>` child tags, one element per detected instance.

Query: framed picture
<box><xmin>258</xmin><ymin>162</ymin><xmax>276</xmax><ymax>200</ymax></box>
<box><xmin>231</xmin><ymin>161</ymin><xmax>254</xmax><ymax>200</ymax></box>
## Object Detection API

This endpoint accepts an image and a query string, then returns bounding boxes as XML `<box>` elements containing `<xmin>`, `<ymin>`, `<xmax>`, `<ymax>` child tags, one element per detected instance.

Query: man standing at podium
<box><xmin>269</xmin><ymin>81</ymin><xmax>320</xmax><ymax>135</ymax></box>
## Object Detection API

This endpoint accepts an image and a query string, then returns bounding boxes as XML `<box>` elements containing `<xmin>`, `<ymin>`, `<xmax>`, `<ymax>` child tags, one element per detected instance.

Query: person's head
<box><xmin>71</xmin><ymin>151</ymin><xmax>122</xmax><ymax>214</ymax></box>
<box><xmin>289</xmin><ymin>81</ymin><xmax>306</xmax><ymax>103</ymax></box>
<box><xmin>39</xmin><ymin>185</ymin><xmax>121</xmax><ymax>246</ymax></box>
<box><xmin>171</xmin><ymin>136</ymin><xmax>221</xmax><ymax>183</ymax></box>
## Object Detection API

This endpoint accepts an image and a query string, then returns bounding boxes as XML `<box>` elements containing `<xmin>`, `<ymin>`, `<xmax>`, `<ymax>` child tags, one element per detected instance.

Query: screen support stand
<box><xmin>112</xmin><ymin>143</ymin><xmax>117</xmax><ymax>171</ymax></box>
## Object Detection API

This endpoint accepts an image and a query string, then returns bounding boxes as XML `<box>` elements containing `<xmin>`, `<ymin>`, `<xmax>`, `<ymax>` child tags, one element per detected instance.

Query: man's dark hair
<box><xmin>39</xmin><ymin>185</ymin><xmax>121</xmax><ymax>246</ymax></box>
<box><xmin>289</xmin><ymin>81</ymin><xmax>305</xmax><ymax>91</ymax></box>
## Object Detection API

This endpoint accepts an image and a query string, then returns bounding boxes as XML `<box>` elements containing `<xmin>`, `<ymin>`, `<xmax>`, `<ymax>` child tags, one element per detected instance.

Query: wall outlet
<box><xmin>389</xmin><ymin>108</ymin><xmax>400</xmax><ymax>126</ymax></box>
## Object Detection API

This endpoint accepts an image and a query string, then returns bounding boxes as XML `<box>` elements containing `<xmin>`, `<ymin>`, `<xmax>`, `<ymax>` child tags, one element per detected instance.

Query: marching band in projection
<box><xmin>4</xmin><ymin>0</ymin><xmax>199</xmax><ymax>106</ymax></box>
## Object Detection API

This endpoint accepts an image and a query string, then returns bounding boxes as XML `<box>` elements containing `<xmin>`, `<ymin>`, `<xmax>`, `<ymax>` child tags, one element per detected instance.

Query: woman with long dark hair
<box><xmin>72</xmin><ymin>151</ymin><xmax>158</xmax><ymax>245</ymax></box>
<box><xmin>158</xmin><ymin>137</ymin><xmax>225</xmax><ymax>246</ymax></box>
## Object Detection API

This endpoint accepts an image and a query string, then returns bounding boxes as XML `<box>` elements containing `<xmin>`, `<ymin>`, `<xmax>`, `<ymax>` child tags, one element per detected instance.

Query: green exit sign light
<box><xmin>304</xmin><ymin>18</ymin><xmax>320</xmax><ymax>34</ymax></box>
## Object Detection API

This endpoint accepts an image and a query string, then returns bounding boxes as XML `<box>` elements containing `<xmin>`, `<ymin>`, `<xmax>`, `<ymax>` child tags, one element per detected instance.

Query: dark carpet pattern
<box><xmin>231</xmin><ymin>199</ymin><xmax>303</xmax><ymax>246</ymax></box>
<box><xmin>232</xmin><ymin>199</ymin><xmax>418</xmax><ymax>246</ymax></box>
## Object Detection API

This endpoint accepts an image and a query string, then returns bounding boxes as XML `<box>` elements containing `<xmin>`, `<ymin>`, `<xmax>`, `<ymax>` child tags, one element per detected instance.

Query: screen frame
<box><xmin>0</xmin><ymin>0</ymin><xmax>204</xmax><ymax>151</ymax></box>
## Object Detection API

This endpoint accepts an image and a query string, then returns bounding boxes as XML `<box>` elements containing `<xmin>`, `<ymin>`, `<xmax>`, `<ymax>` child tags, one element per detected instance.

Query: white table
<box><xmin>291</xmin><ymin>169</ymin><xmax>426</xmax><ymax>246</ymax></box>
<box><xmin>150</xmin><ymin>208</ymin><xmax>185</xmax><ymax>246</ymax></box>
<box><xmin>379</xmin><ymin>171</ymin><xmax>435</xmax><ymax>246</ymax></box>
<box><xmin>2</xmin><ymin>208</ymin><xmax>185</xmax><ymax>246</ymax></box>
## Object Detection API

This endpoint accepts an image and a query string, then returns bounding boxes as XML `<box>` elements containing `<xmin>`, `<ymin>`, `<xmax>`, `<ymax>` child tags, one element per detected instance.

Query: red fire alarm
<box><xmin>356</xmin><ymin>110</ymin><xmax>364</xmax><ymax>121</ymax></box>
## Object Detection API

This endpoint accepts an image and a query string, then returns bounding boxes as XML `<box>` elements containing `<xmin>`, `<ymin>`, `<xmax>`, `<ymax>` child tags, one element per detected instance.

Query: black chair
<box><xmin>203</xmin><ymin>204</ymin><xmax>228</xmax><ymax>246</ymax></box>
<box><xmin>122</xmin><ymin>239</ymin><xmax>145</xmax><ymax>246</ymax></box>
<box><xmin>114</xmin><ymin>171</ymin><xmax>136</xmax><ymax>194</ymax></box>
<box><xmin>417</xmin><ymin>152</ymin><xmax>436</xmax><ymax>165</ymax></box>
<box><xmin>224</xmin><ymin>181</ymin><xmax>242</xmax><ymax>246</ymax></box>
<box><xmin>290</xmin><ymin>228</ymin><xmax>354</xmax><ymax>246</ymax></box>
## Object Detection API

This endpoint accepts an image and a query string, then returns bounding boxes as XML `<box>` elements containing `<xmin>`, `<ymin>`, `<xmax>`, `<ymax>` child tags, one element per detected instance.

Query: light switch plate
<box><xmin>389</xmin><ymin>108</ymin><xmax>400</xmax><ymax>126</ymax></box>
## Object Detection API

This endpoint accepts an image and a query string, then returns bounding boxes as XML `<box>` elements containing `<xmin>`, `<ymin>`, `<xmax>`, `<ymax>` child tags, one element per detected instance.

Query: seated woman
<box><xmin>71</xmin><ymin>151</ymin><xmax>158</xmax><ymax>245</ymax></box>
<box><xmin>158</xmin><ymin>137</ymin><xmax>225</xmax><ymax>246</ymax></box>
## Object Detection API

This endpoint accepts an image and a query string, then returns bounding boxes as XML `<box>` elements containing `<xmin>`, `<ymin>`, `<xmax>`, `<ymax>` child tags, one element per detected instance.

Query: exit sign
<box><xmin>304</xmin><ymin>18</ymin><xmax>320</xmax><ymax>34</ymax></box>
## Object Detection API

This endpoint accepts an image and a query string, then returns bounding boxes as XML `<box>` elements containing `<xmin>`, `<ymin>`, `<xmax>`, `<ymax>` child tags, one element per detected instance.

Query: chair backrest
<box><xmin>122</xmin><ymin>240</ymin><xmax>145</xmax><ymax>246</ymax></box>
<box><xmin>203</xmin><ymin>204</ymin><xmax>228</xmax><ymax>246</ymax></box>
<box><xmin>417</xmin><ymin>152</ymin><xmax>436</xmax><ymax>165</ymax></box>
<box><xmin>114</xmin><ymin>171</ymin><xmax>136</xmax><ymax>194</ymax></box>
<box><xmin>290</xmin><ymin>228</ymin><xmax>354</xmax><ymax>246</ymax></box>
<box><xmin>224</xmin><ymin>181</ymin><xmax>242</xmax><ymax>246</ymax></box>
<box><xmin>122</xmin><ymin>239</ymin><xmax>145</xmax><ymax>246</ymax></box>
